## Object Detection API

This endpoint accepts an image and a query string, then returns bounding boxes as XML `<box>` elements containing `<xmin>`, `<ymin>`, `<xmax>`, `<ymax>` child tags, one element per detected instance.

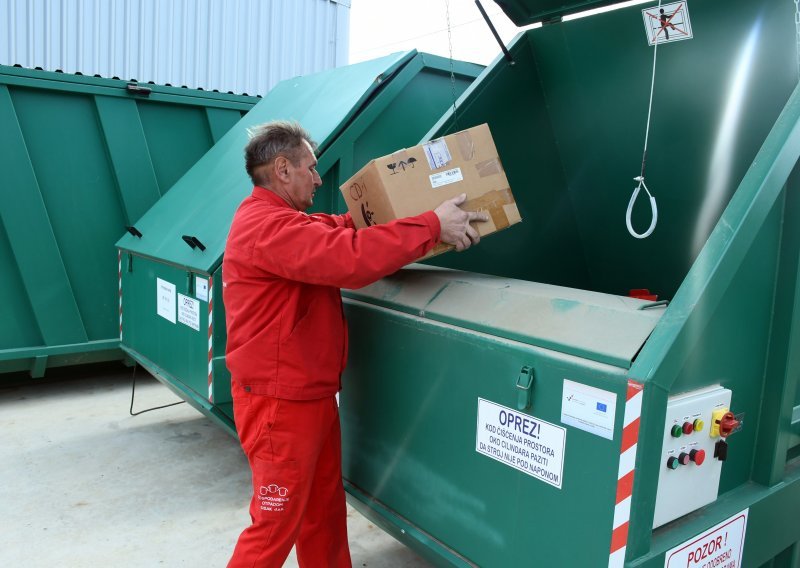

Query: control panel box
<box><xmin>653</xmin><ymin>386</ymin><xmax>732</xmax><ymax>528</ymax></box>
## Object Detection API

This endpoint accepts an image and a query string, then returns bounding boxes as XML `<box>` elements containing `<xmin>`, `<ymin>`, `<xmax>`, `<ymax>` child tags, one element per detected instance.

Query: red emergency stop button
<box><xmin>690</xmin><ymin>449</ymin><xmax>706</xmax><ymax>466</ymax></box>
<box><xmin>678</xmin><ymin>452</ymin><xmax>691</xmax><ymax>466</ymax></box>
<box><xmin>682</xmin><ymin>421</ymin><xmax>694</xmax><ymax>435</ymax></box>
<box><xmin>719</xmin><ymin>412</ymin><xmax>740</xmax><ymax>437</ymax></box>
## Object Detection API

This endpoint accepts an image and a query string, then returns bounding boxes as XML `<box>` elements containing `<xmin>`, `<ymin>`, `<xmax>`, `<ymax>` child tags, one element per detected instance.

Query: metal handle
<box><xmin>516</xmin><ymin>366</ymin><xmax>535</xmax><ymax>410</ymax></box>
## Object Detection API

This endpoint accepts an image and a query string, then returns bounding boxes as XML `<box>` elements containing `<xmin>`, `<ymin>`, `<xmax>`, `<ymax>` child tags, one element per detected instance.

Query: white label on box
<box><xmin>664</xmin><ymin>509</ymin><xmax>748</xmax><ymax>568</ymax></box>
<box><xmin>156</xmin><ymin>278</ymin><xmax>176</xmax><ymax>323</ymax></box>
<box><xmin>561</xmin><ymin>379</ymin><xmax>618</xmax><ymax>440</ymax></box>
<box><xmin>476</xmin><ymin>398</ymin><xmax>566</xmax><ymax>489</ymax></box>
<box><xmin>423</xmin><ymin>138</ymin><xmax>452</xmax><ymax>169</ymax></box>
<box><xmin>196</xmin><ymin>277</ymin><xmax>208</xmax><ymax>302</ymax></box>
<box><xmin>429</xmin><ymin>167</ymin><xmax>463</xmax><ymax>189</ymax></box>
<box><xmin>177</xmin><ymin>293</ymin><xmax>200</xmax><ymax>331</ymax></box>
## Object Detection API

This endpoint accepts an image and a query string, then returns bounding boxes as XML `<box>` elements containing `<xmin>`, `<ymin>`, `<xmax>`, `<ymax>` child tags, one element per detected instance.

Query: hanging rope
<box><xmin>627</xmin><ymin>0</ymin><xmax>663</xmax><ymax>239</ymax></box>
<box><xmin>445</xmin><ymin>0</ymin><xmax>460</xmax><ymax>130</ymax></box>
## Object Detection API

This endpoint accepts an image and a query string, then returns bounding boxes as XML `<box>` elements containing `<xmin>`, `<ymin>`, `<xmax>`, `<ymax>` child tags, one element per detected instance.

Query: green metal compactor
<box><xmin>0</xmin><ymin>66</ymin><xmax>256</xmax><ymax>378</ymax></box>
<box><xmin>116</xmin><ymin>0</ymin><xmax>800</xmax><ymax>564</ymax></box>
<box><xmin>337</xmin><ymin>0</ymin><xmax>800</xmax><ymax>566</ymax></box>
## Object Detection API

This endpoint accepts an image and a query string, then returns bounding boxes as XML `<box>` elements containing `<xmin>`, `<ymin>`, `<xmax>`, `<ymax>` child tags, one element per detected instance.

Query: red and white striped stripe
<box><xmin>207</xmin><ymin>278</ymin><xmax>214</xmax><ymax>403</ymax></box>
<box><xmin>118</xmin><ymin>251</ymin><xmax>123</xmax><ymax>340</ymax></box>
<box><xmin>608</xmin><ymin>379</ymin><xmax>644</xmax><ymax>568</ymax></box>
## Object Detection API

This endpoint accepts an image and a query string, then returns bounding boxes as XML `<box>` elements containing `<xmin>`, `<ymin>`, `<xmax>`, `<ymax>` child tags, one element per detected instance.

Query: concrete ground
<box><xmin>0</xmin><ymin>363</ymin><xmax>432</xmax><ymax>567</ymax></box>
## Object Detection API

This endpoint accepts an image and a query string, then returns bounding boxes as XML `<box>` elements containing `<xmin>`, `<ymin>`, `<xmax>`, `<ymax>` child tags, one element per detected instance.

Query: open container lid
<box><xmin>494</xmin><ymin>0</ymin><xmax>626</xmax><ymax>24</ymax></box>
<box><xmin>116</xmin><ymin>51</ymin><xmax>416</xmax><ymax>273</ymax></box>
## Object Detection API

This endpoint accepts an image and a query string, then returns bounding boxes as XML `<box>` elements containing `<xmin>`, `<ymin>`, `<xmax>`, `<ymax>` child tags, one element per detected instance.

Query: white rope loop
<box><xmin>626</xmin><ymin>176</ymin><xmax>658</xmax><ymax>239</ymax></box>
<box><xmin>626</xmin><ymin>0</ymin><xmax>663</xmax><ymax>239</ymax></box>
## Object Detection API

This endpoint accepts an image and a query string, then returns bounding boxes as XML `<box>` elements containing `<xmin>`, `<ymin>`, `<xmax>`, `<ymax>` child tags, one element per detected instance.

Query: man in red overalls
<box><xmin>223</xmin><ymin>121</ymin><xmax>487</xmax><ymax>567</ymax></box>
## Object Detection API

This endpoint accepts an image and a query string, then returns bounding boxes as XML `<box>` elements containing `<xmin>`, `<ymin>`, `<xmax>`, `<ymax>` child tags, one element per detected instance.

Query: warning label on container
<box><xmin>642</xmin><ymin>2</ymin><xmax>693</xmax><ymax>46</ymax></box>
<box><xmin>664</xmin><ymin>509</ymin><xmax>748</xmax><ymax>568</ymax></box>
<box><xmin>196</xmin><ymin>277</ymin><xmax>209</xmax><ymax>302</ymax></box>
<box><xmin>475</xmin><ymin>398</ymin><xmax>566</xmax><ymax>489</ymax></box>
<box><xmin>156</xmin><ymin>278</ymin><xmax>176</xmax><ymax>324</ymax></box>
<box><xmin>177</xmin><ymin>293</ymin><xmax>200</xmax><ymax>331</ymax></box>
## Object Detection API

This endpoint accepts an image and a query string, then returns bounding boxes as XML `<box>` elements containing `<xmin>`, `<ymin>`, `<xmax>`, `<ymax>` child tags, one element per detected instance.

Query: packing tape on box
<box><xmin>475</xmin><ymin>158</ymin><xmax>503</xmax><ymax>178</ymax></box>
<box><xmin>456</xmin><ymin>131</ymin><xmax>475</xmax><ymax>161</ymax></box>
<box><xmin>465</xmin><ymin>188</ymin><xmax>516</xmax><ymax>231</ymax></box>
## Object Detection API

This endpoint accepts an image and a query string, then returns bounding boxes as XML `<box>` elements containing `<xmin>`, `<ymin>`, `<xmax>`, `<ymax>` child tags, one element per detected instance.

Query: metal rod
<box><xmin>475</xmin><ymin>0</ymin><xmax>515</xmax><ymax>65</ymax></box>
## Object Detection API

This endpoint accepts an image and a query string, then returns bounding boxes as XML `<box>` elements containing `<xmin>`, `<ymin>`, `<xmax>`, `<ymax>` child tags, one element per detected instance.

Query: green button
<box><xmin>671</xmin><ymin>424</ymin><xmax>683</xmax><ymax>438</ymax></box>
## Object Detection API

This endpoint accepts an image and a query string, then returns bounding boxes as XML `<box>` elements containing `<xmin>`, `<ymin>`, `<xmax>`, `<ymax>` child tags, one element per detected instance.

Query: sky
<box><xmin>348</xmin><ymin>0</ymin><xmax>530</xmax><ymax>67</ymax></box>
<box><xmin>347</xmin><ymin>0</ymin><xmax>655</xmax><ymax>67</ymax></box>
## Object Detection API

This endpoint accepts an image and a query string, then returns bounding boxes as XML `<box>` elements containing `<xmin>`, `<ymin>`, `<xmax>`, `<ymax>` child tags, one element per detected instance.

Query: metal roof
<box><xmin>1</xmin><ymin>0</ymin><xmax>349</xmax><ymax>96</ymax></box>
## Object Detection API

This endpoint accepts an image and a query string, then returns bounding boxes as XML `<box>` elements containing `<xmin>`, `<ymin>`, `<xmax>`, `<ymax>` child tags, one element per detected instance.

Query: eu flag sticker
<box><xmin>596</xmin><ymin>402</ymin><xmax>608</xmax><ymax>412</ymax></box>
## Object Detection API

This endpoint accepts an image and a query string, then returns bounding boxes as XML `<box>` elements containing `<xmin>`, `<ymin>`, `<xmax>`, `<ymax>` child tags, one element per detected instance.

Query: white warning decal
<box><xmin>476</xmin><ymin>398</ymin><xmax>566</xmax><ymax>489</ymax></box>
<box><xmin>156</xmin><ymin>278</ymin><xmax>176</xmax><ymax>324</ymax></box>
<box><xmin>177</xmin><ymin>293</ymin><xmax>200</xmax><ymax>331</ymax></box>
<box><xmin>642</xmin><ymin>2</ymin><xmax>693</xmax><ymax>46</ymax></box>
<box><xmin>664</xmin><ymin>509</ymin><xmax>748</xmax><ymax>568</ymax></box>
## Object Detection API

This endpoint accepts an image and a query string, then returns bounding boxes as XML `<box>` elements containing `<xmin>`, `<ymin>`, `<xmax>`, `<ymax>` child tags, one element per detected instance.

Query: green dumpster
<box><xmin>0</xmin><ymin>65</ymin><xmax>257</xmax><ymax>378</ymax></box>
<box><xmin>338</xmin><ymin>0</ymin><xmax>800</xmax><ymax>566</ymax></box>
<box><xmin>115</xmin><ymin>51</ymin><xmax>483</xmax><ymax>430</ymax></box>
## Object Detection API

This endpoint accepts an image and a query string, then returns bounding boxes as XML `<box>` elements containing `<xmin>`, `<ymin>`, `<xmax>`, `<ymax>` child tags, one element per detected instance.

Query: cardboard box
<box><xmin>340</xmin><ymin>123</ymin><xmax>521</xmax><ymax>258</ymax></box>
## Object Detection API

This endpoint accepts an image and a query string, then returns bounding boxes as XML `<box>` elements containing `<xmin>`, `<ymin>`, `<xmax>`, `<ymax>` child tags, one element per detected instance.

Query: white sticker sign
<box><xmin>642</xmin><ymin>2</ymin><xmax>693</xmax><ymax>46</ymax></box>
<box><xmin>177</xmin><ymin>293</ymin><xmax>200</xmax><ymax>331</ymax></box>
<box><xmin>476</xmin><ymin>398</ymin><xmax>566</xmax><ymax>489</ymax></box>
<box><xmin>423</xmin><ymin>138</ymin><xmax>452</xmax><ymax>169</ymax></box>
<box><xmin>156</xmin><ymin>278</ymin><xmax>176</xmax><ymax>323</ymax></box>
<box><xmin>561</xmin><ymin>379</ymin><xmax>618</xmax><ymax>440</ymax></box>
<box><xmin>664</xmin><ymin>510</ymin><xmax>748</xmax><ymax>568</ymax></box>
<box><xmin>430</xmin><ymin>167</ymin><xmax>463</xmax><ymax>189</ymax></box>
<box><xmin>196</xmin><ymin>277</ymin><xmax>209</xmax><ymax>302</ymax></box>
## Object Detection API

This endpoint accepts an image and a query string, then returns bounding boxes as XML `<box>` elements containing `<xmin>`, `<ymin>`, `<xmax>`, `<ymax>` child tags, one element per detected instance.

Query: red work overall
<box><xmin>224</xmin><ymin>187</ymin><xmax>440</xmax><ymax>566</ymax></box>
<box><xmin>227</xmin><ymin>383</ymin><xmax>348</xmax><ymax>567</ymax></box>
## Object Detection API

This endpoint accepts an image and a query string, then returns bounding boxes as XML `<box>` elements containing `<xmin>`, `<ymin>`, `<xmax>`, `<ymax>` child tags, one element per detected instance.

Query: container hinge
<box><xmin>125</xmin><ymin>225</ymin><xmax>142</xmax><ymax>238</ymax></box>
<box><xmin>127</xmin><ymin>252</ymin><xmax>133</xmax><ymax>273</ymax></box>
<box><xmin>126</xmin><ymin>82</ymin><xmax>151</xmax><ymax>96</ymax></box>
<box><xmin>182</xmin><ymin>235</ymin><xmax>206</xmax><ymax>251</ymax></box>
<box><xmin>516</xmin><ymin>366</ymin><xmax>535</xmax><ymax>410</ymax></box>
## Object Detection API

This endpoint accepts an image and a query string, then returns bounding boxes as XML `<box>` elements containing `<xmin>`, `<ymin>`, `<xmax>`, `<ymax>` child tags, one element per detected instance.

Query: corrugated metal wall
<box><xmin>1</xmin><ymin>0</ymin><xmax>350</xmax><ymax>95</ymax></box>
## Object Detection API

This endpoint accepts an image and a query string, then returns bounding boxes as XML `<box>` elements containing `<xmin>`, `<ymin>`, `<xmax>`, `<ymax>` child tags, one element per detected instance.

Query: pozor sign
<box><xmin>664</xmin><ymin>510</ymin><xmax>748</xmax><ymax>568</ymax></box>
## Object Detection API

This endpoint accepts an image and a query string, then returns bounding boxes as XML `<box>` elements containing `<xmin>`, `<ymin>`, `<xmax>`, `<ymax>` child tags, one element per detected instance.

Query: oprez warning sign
<box><xmin>476</xmin><ymin>398</ymin><xmax>566</xmax><ymax>488</ymax></box>
<box><xmin>664</xmin><ymin>509</ymin><xmax>748</xmax><ymax>568</ymax></box>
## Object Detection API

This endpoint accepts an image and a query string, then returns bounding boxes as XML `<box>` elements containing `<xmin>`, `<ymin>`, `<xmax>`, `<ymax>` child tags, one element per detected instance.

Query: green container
<box><xmin>0</xmin><ymin>66</ymin><xmax>257</xmax><ymax>378</ymax></box>
<box><xmin>115</xmin><ymin>51</ymin><xmax>483</xmax><ymax>430</ymax></box>
<box><xmin>338</xmin><ymin>1</ymin><xmax>800</xmax><ymax>566</ymax></box>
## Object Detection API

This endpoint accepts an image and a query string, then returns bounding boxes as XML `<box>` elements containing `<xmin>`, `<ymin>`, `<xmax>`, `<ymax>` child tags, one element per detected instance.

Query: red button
<box><xmin>682</xmin><ymin>421</ymin><xmax>694</xmax><ymax>435</ymax></box>
<box><xmin>690</xmin><ymin>449</ymin><xmax>706</xmax><ymax>466</ymax></box>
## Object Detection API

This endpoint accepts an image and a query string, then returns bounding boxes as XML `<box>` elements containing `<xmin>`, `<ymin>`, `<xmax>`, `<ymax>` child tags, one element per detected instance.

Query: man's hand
<box><xmin>434</xmin><ymin>193</ymin><xmax>490</xmax><ymax>252</ymax></box>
